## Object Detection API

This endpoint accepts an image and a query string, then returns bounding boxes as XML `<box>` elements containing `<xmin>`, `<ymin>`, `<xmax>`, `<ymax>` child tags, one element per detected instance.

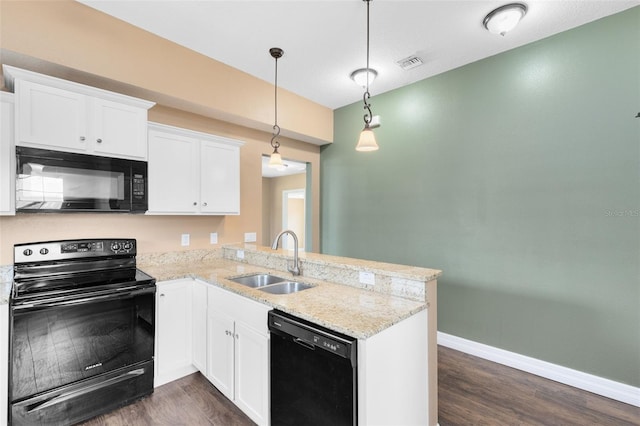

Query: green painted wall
<box><xmin>322</xmin><ymin>7</ymin><xmax>640</xmax><ymax>387</ymax></box>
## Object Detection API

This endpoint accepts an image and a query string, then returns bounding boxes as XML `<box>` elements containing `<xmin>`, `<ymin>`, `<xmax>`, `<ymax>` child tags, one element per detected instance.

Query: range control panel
<box><xmin>15</xmin><ymin>239</ymin><xmax>137</xmax><ymax>264</ymax></box>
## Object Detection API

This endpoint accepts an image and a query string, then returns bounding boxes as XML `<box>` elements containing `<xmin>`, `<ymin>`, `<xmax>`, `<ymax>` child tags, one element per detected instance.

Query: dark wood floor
<box><xmin>81</xmin><ymin>346</ymin><xmax>639</xmax><ymax>426</ymax></box>
<box><xmin>438</xmin><ymin>346</ymin><xmax>639</xmax><ymax>426</ymax></box>
<box><xmin>80</xmin><ymin>373</ymin><xmax>253</xmax><ymax>426</ymax></box>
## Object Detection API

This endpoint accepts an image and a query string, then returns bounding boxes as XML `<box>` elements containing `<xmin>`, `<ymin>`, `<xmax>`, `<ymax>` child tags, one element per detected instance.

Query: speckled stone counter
<box><xmin>0</xmin><ymin>265</ymin><xmax>12</xmax><ymax>305</ymax></box>
<box><xmin>138</xmin><ymin>245</ymin><xmax>441</xmax><ymax>339</ymax></box>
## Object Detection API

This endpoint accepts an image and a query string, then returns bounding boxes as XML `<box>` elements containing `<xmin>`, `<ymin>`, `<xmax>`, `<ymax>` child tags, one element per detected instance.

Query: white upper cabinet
<box><xmin>3</xmin><ymin>65</ymin><xmax>155</xmax><ymax>161</ymax></box>
<box><xmin>148</xmin><ymin>122</ymin><xmax>243</xmax><ymax>215</ymax></box>
<box><xmin>1</xmin><ymin>92</ymin><xmax>15</xmax><ymax>215</ymax></box>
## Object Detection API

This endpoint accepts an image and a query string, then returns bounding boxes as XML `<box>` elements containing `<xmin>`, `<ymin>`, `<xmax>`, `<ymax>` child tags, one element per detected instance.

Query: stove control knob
<box><xmin>23</xmin><ymin>249</ymin><xmax>33</xmax><ymax>256</ymax></box>
<box><xmin>39</xmin><ymin>248</ymin><xmax>49</xmax><ymax>255</ymax></box>
<box><xmin>110</xmin><ymin>242</ymin><xmax>121</xmax><ymax>253</ymax></box>
<box><xmin>123</xmin><ymin>242</ymin><xmax>132</xmax><ymax>251</ymax></box>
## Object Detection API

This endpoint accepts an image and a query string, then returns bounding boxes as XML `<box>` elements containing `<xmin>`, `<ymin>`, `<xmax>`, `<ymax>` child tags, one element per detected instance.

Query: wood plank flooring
<box><xmin>80</xmin><ymin>373</ymin><xmax>254</xmax><ymax>426</ymax></box>
<box><xmin>81</xmin><ymin>346</ymin><xmax>639</xmax><ymax>425</ymax></box>
<box><xmin>438</xmin><ymin>346</ymin><xmax>640</xmax><ymax>426</ymax></box>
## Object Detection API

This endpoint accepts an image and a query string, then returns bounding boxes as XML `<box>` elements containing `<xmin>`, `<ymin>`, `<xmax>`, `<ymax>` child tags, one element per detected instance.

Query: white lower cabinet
<box><xmin>206</xmin><ymin>284</ymin><xmax>270</xmax><ymax>426</ymax></box>
<box><xmin>154</xmin><ymin>279</ymin><xmax>197</xmax><ymax>387</ymax></box>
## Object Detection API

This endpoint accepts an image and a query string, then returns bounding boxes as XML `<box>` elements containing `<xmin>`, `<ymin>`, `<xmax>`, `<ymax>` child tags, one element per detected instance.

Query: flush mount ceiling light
<box><xmin>483</xmin><ymin>3</ymin><xmax>527</xmax><ymax>36</ymax></box>
<box><xmin>350</xmin><ymin>68</ymin><xmax>378</xmax><ymax>88</ymax></box>
<box><xmin>268</xmin><ymin>47</ymin><xmax>285</xmax><ymax>168</ymax></box>
<box><xmin>355</xmin><ymin>0</ymin><xmax>379</xmax><ymax>152</ymax></box>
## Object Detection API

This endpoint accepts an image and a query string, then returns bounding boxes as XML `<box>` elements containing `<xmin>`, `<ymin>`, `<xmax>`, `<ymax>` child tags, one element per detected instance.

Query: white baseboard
<box><xmin>437</xmin><ymin>332</ymin><xmax>640</xmax><ymax>408</ymax></box>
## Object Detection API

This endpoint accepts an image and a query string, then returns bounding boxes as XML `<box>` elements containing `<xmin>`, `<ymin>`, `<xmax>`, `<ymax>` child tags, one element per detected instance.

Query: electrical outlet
<box><xmin>244</xmin><ymin>232</ymin><xmax>257</xmax><ymax>243</ymax></box>
<box><xmin>210</xmin><ymin>233</ymin><xmax>218</xmax><ymax>244</ymax></box>
<box><xmin>359</xmin><ymin>271</ymin><xmax>375</xmax><ymax>286</ymax></box>
<box><xmin>236</xmin><ymin>250</ymin><xmax>245</xmax><ymax>260</ymax></box>
<box><xmin>181</xmin><ymin>234</ymin><xmax>190</xmax><ymax>247</ymax></box>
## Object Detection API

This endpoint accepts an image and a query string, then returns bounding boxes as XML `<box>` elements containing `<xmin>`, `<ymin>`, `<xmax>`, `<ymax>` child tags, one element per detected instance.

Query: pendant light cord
<box><xmin>271</xmin><ymin>52</ymin><xmax>281</xmax><ymax>149</ymax></box>
<box><xmin>363</xmin><ymin>0</ymin><xmax>373</xmax><ymax>126</ymax></box>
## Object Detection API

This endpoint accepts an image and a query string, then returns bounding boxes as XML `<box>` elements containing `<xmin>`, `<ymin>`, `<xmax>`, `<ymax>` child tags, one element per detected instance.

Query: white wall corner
<box><xmin>437</xmin><ymin>332</ymin><xmax>640</xmax><ymax>408</ymax></box>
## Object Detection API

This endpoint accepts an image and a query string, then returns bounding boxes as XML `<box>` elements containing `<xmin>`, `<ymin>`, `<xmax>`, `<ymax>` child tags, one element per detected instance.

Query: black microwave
<box><xmin>15</xmin><ymin>147</ymin><xmax>148</xmax><ymax>213</ymax></box>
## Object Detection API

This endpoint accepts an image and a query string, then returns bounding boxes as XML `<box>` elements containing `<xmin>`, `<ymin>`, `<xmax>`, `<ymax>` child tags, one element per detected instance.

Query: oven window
<box><xmin>11</xmin><ymin>291</ymin><xmax>154</xmax><ymax>401</ymax></box>
<box><xmin>17</xmin><ymin>162</ymin><xmax>125</xmax><ymax>205</ymax></box>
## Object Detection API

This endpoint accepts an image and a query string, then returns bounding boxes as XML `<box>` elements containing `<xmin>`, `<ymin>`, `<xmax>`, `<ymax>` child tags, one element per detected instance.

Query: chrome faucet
<box><xmin>271</xmin><ymin>230</ymin><xmax>301</xmax><ymax>276</ymax></box>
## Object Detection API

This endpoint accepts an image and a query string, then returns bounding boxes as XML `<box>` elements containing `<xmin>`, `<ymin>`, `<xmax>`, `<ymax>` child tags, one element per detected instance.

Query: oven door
<box><xmin>16</xmin><ymin>146</ymin><xmax>147</xmax><ymax>213</ymax></box>
<box><xmin>10</xmin><ymin>284</ymin><xmax>155</xmax><ymax>423</ymax></box>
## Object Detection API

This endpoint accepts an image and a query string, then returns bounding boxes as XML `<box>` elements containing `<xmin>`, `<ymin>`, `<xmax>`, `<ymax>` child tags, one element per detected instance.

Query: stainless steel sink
<box><xmin>258</xmin><ymin>281</ymin><xmax>314</xmax><ymax>295</ymax></box>
<box><xmin>228</xmin><ymin>274</ymin><xmax>286</xmax><ymax>288</ymax></box>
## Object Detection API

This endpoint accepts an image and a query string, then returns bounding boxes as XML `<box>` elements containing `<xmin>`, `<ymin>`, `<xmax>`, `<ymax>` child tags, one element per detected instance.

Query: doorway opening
<box><xmin>261</xmin><ymin>156</ymin><xmax>309</xmax><ymax>250</ymax></box>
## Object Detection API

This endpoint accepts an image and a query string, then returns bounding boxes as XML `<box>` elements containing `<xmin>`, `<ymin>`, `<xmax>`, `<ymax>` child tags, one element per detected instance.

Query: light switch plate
<box><xmin>210</xmin><ymin>233</ymin><xmax>218</xmax><ymax>244</ymax></box>
<box><xmin>244</xmin><ymin>232</ymin><xmax>257</xmax><ymax>243</ymax></box>
<box><xmin>181</xmin><ymin>234</ymin><xmax>190</xmax><ymax>247</ymax></box>
<box><xmin>359</xmin><ymin>271</ymin><xmax>375</xmax><ymax>285</ymax></box>
<box><xmin>236</xmin><ymin>250</ymin><xmax>245</xmax><ymax>260</ymax></box>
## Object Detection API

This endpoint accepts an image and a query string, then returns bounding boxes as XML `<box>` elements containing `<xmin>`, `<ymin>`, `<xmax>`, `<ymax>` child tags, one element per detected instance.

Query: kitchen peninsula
<box><xmin>140</xmin><ymin>244</ymin><xmax>441</xmax><ymax>426</ymax></box>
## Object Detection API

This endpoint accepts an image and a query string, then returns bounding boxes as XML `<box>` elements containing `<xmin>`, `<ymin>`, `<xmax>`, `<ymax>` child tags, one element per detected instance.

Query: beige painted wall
<box><xmin>263</xmin><ymin>173</ymin><xmax>307</xmax><ymax>247</ymax></box>
<box><xmin>0</xmin><ymin>1</ymin><xmax>323</xmax><ymax>264</ymax></box>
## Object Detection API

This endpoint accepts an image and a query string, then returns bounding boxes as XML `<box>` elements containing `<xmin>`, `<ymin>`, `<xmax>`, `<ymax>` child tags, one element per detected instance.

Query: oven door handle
<box><xmin>25</xmin><ymin>368</ymin><xmax>146</xmax><ymax>414</ymax></box>
<box><xmin>13</xmin><ymin>286</ymin><xmax>155</xmax><ymax>311</ymax></box>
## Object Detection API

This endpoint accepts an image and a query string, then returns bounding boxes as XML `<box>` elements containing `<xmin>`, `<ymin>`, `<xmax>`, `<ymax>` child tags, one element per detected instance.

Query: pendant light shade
<box><xmin>268</xmin><ymin>148</ymin><xmax>283</xmax><ymax>168</ymax></box>
<box><xmin>355</xmin><ymin>0</ymin><xmax>379</xmax><ymax>152</ymax></box>
<box><xmin>356</xmin><ymin>126</ymin><xmax>378</xmax><ymax>152</ymax></box>
<box><xmin>269</xmin><ymin>47</ymin><xmax>285</xmax><ymax>168</ymax></box>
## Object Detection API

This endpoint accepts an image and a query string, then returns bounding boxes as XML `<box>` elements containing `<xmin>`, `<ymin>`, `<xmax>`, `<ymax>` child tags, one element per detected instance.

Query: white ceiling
<box><xmin>78</xmin><ymin>1</ymin><xmax>638</xmax><ymax>110</ymax></box>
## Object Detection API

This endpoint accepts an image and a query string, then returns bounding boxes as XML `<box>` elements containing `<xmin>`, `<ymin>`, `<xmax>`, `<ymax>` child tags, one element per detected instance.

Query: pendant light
<box><xmin>356</xmin><ymin>0</ymin><xmax>379</xmax><ymax>152</ymax></box>
<box><xmin>269</xmin><ymin>47</ymin><xmax>285</xmax><ymax>168</ymax></box>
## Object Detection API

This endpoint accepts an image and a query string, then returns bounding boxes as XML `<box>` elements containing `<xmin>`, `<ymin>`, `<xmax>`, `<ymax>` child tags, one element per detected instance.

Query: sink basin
<box><xmin>228</xmin><ymin>274</ymin><xmax>286</xmax><ymax>288</ymax></box>
<box><xmin>258</xmin><ymin>281</ymin><xmax>314</xmax><ymax>295</ymax></box>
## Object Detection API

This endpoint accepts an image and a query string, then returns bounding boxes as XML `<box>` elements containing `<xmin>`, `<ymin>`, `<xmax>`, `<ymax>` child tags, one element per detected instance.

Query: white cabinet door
<box><xmin>155</xmin><ymin>280</ymin><xmax>194</xmax><ymax>387</ymax></box>
<box><xmin>207</xmin><ymin>310</ymin><xmax>235</xmax><ymax>400</ymax></box>
<box><xmin>200</xmin><ymin>140</ymin><xmax>240</xmax><ymax>215</ymax></box>
<box><xmin>192</xmin><ymin>280</ymin><xmax>208</xmax><ymax>374</ymax></box>
<box><xmin>91</xmin><ymin>97</ymin><xmax>148</xmax><ymax>160</ymax></box>
<box><xmin>16</xmin><ymin>80</ymin><xmax>87</xmax><ymax>153</ymax></box>
<box><xmin>148</xmin><ymin>129</ymin><xmax>199</xmax><ymax>213</ymax></box>
<box><xmin>234</xmin><ymin>321</ymin><xmax>269</xmax><ymax>426</ymax></box>
<box><xmin>1</xmin><ymin>92</ymin><xmax>15</xmax><ymax>215</ymax></box>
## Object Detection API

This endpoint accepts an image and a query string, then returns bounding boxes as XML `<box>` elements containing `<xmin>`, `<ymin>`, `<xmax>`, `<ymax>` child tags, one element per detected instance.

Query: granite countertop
<box><xmin>0</xmin><ymin>266</ymin><xmax>12</xmax><ymax>304</ymax></box>
<box><xmin>139</xmin><ymin>257</ymin><xmax>427</xmax><ymax>339</ymax></box>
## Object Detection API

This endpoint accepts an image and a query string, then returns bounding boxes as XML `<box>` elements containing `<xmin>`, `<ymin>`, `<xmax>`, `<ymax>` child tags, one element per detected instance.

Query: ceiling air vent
<box><xmin>396</xmin><ymin>55</ymin><xmax>424</xmax><ymax>70</ymax></box>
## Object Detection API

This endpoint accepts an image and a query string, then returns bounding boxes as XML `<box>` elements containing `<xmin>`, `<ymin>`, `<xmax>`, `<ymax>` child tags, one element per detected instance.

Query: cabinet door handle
<box><xmin>193</xmin><ymin>202</ymin><xmax>197</xmax><ymax>206</ymax></box>
<box><xmin>160</xmin><ymin>293</ymin><xmax>165</xmax><ymax>297</ymax></box>
<box><xmin>80</xmin><ymin>136</ymin><xmax>86</xmax><ymax>141</ymax></box>
<box><xmin>96</xmin><ymin>138</ymin><xmax>103</xmax><ymax>143</ymax></box>
<box><xmin>203</xmin><ymin>202</ymin><xmax>208</xmax><ymax>207</ymax></box>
